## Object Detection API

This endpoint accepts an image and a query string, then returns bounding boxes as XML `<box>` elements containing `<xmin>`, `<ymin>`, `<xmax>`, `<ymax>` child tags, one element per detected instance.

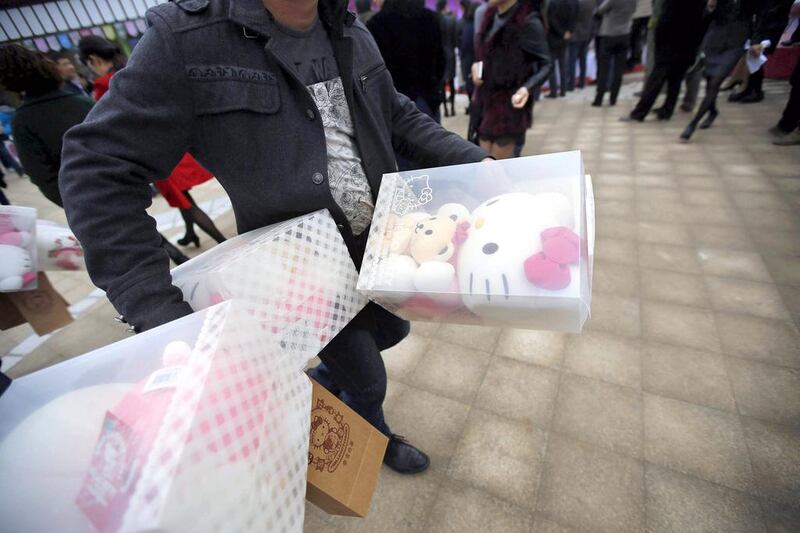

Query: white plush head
<box><xmin>456</xmin><ymin>192</ymin><xmax>575</xmax><ymax>320</ymax></box>
<box><xmin>436</xmin><ymin>203</ymin><xmax>470</xmax><ymax>225</ymax></box>
<box><xmin>0</xmin><ymin>245</ymin><xmax>33</xmax><ymax>291</ymax></box>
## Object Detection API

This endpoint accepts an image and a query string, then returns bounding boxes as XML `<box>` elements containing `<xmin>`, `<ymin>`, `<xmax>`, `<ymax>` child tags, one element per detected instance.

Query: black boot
<box><xmin>160</xmin><ymin>235</ymin><xmax>190</xmax><ymax>265</ymax></box>
<box><xmin>699</xmin><ymin>107</ymin><xmax>718</xmax><ymax>129</ymax></box>
<box><xmin>383</xmin><ymin>434</ymin><xmax>430</xmax><ymax>474</ymax></box>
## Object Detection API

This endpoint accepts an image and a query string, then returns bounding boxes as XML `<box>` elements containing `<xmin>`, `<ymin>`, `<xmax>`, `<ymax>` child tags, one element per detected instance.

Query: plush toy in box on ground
<box><xmin>0</xmin><ymin>302</ymin><xmax>313</xmax><ymax>533</ymax></box>
<box><xmin>0</xmin><ymin>205</ymin><xmax>38</xmax><ymax>291</ymax></box>
<box><xmin>170</xmin><ymin>209</ymin><xmax>368</xmax><ymax>366</ymax></box>
<box><xmin>358</xmin><ymin>151</ymin><xmax>595</xmax><ymax>333</ymax></box>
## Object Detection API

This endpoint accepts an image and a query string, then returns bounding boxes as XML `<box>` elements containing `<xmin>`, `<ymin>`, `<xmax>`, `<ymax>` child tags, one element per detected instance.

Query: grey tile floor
<box><xmin>1</xmin><ymin>78</ymin><xmax>798</xmax><ymax>532</ymax></box>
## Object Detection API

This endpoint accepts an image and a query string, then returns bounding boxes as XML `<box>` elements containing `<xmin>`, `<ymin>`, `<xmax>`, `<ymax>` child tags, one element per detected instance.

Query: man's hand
<box><xmin>564</xmin><ymin>31</ymin><xmax>573</xmax><ymax>41</ymax></box>
<box><xmin>511</xmin><ymin>87</ymin><xmax>530</xmax><ymax>109</ymax></box>
<box><xmin>471</xmin><ymin>62</ymin><xmax>484</xmax><ymax>86</ymax></box>
<box><xmin>706</xmin><ymin>0</ymin><xmax>717</xmax><ymax>11</ymax></box>
<box><xmin>749</xmin><ymin>43</ymin><xmax>764</xmax><ymax>58</ymax></box>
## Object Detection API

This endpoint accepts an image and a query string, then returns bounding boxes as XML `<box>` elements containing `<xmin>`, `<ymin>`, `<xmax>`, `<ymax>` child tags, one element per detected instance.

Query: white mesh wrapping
<box><xmin>171</xmin><ymin>210</ymin><xmax>367</xmax><ymax>370</ymax></box>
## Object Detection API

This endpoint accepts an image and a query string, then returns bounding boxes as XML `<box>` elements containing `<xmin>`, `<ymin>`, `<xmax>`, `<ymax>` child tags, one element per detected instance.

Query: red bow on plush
<box><xmin>523</xmin><ymin>227</ymin><xmax>581</xmax><ymax>290</ymax></box>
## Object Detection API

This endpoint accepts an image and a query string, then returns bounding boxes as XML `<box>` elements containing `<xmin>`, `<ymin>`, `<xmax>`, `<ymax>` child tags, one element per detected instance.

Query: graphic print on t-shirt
<box><xmin>308</xmin><ymin>78</ymin><xmax>374</xmax><ymax>236</ymax></box>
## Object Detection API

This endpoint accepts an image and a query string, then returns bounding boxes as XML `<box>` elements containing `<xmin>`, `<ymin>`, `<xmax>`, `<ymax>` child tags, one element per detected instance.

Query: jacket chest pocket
<box><xmin>192</xmin><ymin>79</ymin><xmax>281</xmax><ymax>115</ymax></box>
<box><xmin>358</xmin><ymin>63</ymin><xmax>389</xmax><ymax>94</ymax></box>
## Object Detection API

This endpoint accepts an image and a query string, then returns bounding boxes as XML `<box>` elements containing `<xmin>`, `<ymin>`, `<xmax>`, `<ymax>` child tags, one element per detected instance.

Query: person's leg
<box><xmin>0</xmin><ymin>142</ymin><xmax>22</xmax><ymax>174</ymax></box>
<box><xmin>659</xmin><ymin>64</ymin><xmax>689</xmax><ymax>119</ymax></box>
<box><xmin>159</xmin><ymin>233</ymin><xmax>190</xmax><ymax>264</ymax></box>
<box><xmin>777</xmin><ymin>72</ymin><xmax>800</xmax><ymax>132</ymax></box>
<box><xmin>567</xmin><ymin>42</ymin><xmax>578</xmax><ymax>91</ymax></box>
<box><xmin>738</xmin><ymin>67</ymin><xmax>765</xmax><ymax>103</ymax></box>
<box><xmin>558</xmin><ymin>45</ymin><xmax>569</xmax><ymax>96</ymax></box>
<box><xmin>629</xmin><ymin>63</ymin><xmax>669</xmax><ymax>120</ymax></box>
<box><xmin>609</xmin><ymin>36</ymin><xmax>629</xmax><ymax>105</ymax></box>
<box><xmin>682</xmin><ymin>58</ymin><xmax>704</xmax><ymax>111</ymax></box>
<box><xmin>449</xmin><ymin>77</ymin><xmax>456</xmax><ymax>115</ymax></box>
<box><xmin>548</xmin><ymin>40</ymin><xmax>561</xmax><ymax>98</ymax></box>
<box><xmin>681</xmin><ymin>75</ymin><xmax>721</xmax><ymax>139</ymax></box>
<box><xmin>184</xmin><ymin>190</ymin><xmax>226</xmax><ymax>244</ymax></box>
<box><xmin>315</xmin><ymin>326</ymin><xmax>391</xmax><ymax>435</ymax></box>
<box><xmin>594</xmin><ymin>37</ymin><xmax>610</xmax><ymax>105</ymax></box>
<box><xmin>578</xmin><ymin>41</ymin><xmax>589</xmax><ymax>88</ymax></box>
<box><xmin>178</xmin><ymin>207</ymin><xmax>199</xmax><ymax>246</ymax></box>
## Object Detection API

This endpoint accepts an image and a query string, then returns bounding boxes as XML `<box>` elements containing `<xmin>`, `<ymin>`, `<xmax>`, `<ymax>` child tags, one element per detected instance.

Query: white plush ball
<box><xmin>0</xmin><ymin>245</ymin><xmax>33</xmax><ymax>291</ymax></box>
<box><xmin>414</xmin><ymin>261</ymin><xmax>456</xmax><ymax>293</ymax></box>
<box><xmin>0</xmin><ymin>384</ymin><xmax>133</xmax><ymax>532</ymax></box>
<box><xmin>374</xmin><ymin>254</ymin><xmax>418</xmax><ymax>302</ymax></box>
<box><xmin>437</xmin><ymin>203</ymin><xmax>470</xmax><ymax>225</ymax></box>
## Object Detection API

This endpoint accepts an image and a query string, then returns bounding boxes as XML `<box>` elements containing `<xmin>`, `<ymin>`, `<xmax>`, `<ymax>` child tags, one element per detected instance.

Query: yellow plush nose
<box><xmin>475</xmin><ymin>216</ymin><xmax>485</xmax><ymax>229</ymax></box>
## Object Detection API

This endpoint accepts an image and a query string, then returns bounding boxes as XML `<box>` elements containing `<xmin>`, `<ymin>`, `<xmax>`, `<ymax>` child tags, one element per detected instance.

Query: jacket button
<box><xmin>337</xmin><ymin>223</ymin><xmax>345</xmax><ymax>230</ymax></box>
<box><xmin>306</xmin><ymin>108</ymin><xmax>315</xmax><ymax>121</ymax></box>
<box><xmin>312</xmin><ymin>172</ymin><xmax>324</xmax><ymax>184</ymax></box>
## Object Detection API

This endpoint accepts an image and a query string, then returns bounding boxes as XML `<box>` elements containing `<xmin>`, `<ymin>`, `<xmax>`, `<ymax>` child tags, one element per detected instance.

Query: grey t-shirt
<box><xmin>265</xmin><ymin>15</ymin><xmax>374</xmax><ymax>235</ymax></box>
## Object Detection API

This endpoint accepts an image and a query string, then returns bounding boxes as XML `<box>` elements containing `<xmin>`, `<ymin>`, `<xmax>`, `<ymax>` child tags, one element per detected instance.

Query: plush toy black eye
<box><xmin>449</xmin><ymin>214</ymin><xmax>458</xmax><ymax>221</ymax></box>
<box><xmin>487</xmin><ymin>199</ymin><xmax>500</xmax><ymax>206</ymax></box>
<box><xmin>438</xmin><ymin>246</ymin><xmax>449</xmax><ymax>255</ymax></box>
<box><xmin>428</xmin><ymin>216</ymin><xmax>437</xmax><ymax>221</ymax></box>
<box><xmin>482</xmin><ymin>242</ymin><xmax>499</xmax><ymax>254</ymax></box>
<box><xmin>425</xmin><ymin>229</ymin><xmax>433</xmax><ymax>235</ymax></box>
<box><xmin>415</xmin><ymin>223</ymin><xmax>424</xmax><ymax>233</ymax></box>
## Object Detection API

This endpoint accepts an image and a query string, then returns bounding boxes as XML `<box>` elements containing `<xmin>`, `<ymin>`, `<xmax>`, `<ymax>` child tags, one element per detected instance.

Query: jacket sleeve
<box><xmin>521</xmin><ymin>14</ymin><xmax>553</xmax><ymax>92</ymax></box>
<box><xmin>12</xmin><ymin>118</ymin><xmax>62</xmax><ymax>206</ymax></box>
<box><xmin>752</xmin><ymin>0</ymin><xmax>793</xmax><ymax>47</ymax></box>
<box><xmin>59</xmin><ymin>9</ymin><xmax>194</xmax><ymax>332</ymax></box>
<box><xmin>390</xmin><ymin>90</ymin><xmax>487</xmax><ymax>167</ymax></box>
<box><xmin>547</xmin><ymin>3</ymin><xmax>567</xmax><ymax>36</ymax></box>
<box><xmin>597</xmin><ymin>0</ymin><xmax>612</xmax><ymax>16</ymax></box>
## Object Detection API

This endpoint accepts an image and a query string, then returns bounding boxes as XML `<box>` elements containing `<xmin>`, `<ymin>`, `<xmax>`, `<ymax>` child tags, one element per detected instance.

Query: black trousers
<box><xmin>548</xmin><ymin>37</ymin><xmax>568</xmax><ymax>95</ymax></box>
<box><xmin>595</xmin><ymin>34</ymin><xmax>630</xmax><ymax>104</ymax></box>
<box><xmin>630</xmin><ymin>61</ymin><xmax>692</xmax><ymax>120</ymax></box>
<box><xmin>628</xmin><ymin>17</ymin><xmax>649</xmax><ymax>68</ymax></box>
<box><xmin>778</xmin><ymin>62</ymin><xmax>800</xmax><ymax>132</ymax></box>
<box><xmin>568</xmin><ymin>40</ymin><xmax>590</xmax><ymax>89</ymax></box>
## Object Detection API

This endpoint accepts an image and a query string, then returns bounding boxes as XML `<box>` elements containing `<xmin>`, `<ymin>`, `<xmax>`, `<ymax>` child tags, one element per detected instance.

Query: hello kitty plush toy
<box><xmin>0</xmin><ymin>210</ymin><xmax>37</xmax><ymax>291</ymax></box>
<box><xmin>456</xmin><ymin>192</ymin><xmax>581</xmax><ymax>321</ymax></box>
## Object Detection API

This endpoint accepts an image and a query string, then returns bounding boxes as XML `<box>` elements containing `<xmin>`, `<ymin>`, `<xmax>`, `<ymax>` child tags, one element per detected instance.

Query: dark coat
<box><xmin>59</xmin><ymin>0</ymin><xmax>486</xmax><ymax>334</ymax></box>
<box><xmin>12</xmin><ymin>90</ymin><xmax>93</xmax><ymax>207</ymax></box>
<box><xmin>547</xmin><ymin>0</ymin><xmax>580</xmax><ymax>42</ymax></box>
<box><xmin>474</xmin><ymin>3</ymin><xmax>551</xmax><ymax>138</ymax></box>
<box><xmin>439</xmin><ymin>11</ymin><xmax>459</xmax><ymax>80</ymax></box>
<box><xmin>367</xmin><ymin>4</ymin><xmax>446</xmax><ymax>106</ymax></box>
<box><xmin>654</xmin><ymin>0</ymin><xmax>709</xmax><ymax>66</ymax></box>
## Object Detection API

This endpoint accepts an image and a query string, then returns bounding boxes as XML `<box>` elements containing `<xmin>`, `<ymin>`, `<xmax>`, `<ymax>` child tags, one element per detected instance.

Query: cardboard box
<box><xmin>358</xmin><ymin>152</ymin><xmax>595</xmax><ymax>333</ymax></box>
<box><xmin>306</xmin><ymin>378</ymin><xmax>388</xmax><ymax>517</ymax></box>
<box><xmin>0</xmin><ymin>272</ymin><xmax>73</xmax><ymax>335</ymax></box>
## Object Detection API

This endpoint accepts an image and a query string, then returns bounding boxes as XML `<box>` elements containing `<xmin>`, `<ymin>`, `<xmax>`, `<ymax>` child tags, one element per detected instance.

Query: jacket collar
<box><xmin>19</xmin><ymin>89</ymin><xmax>81</xmax><ymax>108</ymax></box>
<box><xmin>228</xmin><ymin>0</ymin><xmax>353</xmax><ymax>40</ymax></box>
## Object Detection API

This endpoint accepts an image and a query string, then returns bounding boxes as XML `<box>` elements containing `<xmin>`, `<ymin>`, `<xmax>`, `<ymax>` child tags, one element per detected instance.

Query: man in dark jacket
<box><xmin>623</xmin><ymin>0</ymin><xmax>708</xmax><ymax>121</ymax></box>
<box><xmin>59</xmin><ymin>0</ymin><xmax>488</xmax><ymax>475</ymax></box>
<box><xmin>567</xmin><ymin>0</ymin><xmax>596</xmax><ymax>90</ymax></box>
<box><xmin>546</xmin><ymin>0</ymin><xmax>579</xmax><ymax>97</ymax></box>
<box><xmin>437</xmin><ymin>0</ymin><xmax>459</xmax><ymax>117</ymax></box>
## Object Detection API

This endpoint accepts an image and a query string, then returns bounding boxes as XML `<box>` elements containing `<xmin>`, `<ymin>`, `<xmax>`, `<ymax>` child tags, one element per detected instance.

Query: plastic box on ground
<box><xmin>170</xmin><ymin>209</ymin><xmax>368</xmax><ymax>366</ymax></box>
<box><xmin>0</xmin><ymin>301</ymin><xmax>312</xmax><ymax>533</ymax></box>
<box><xmin>0</xmin><ymin>205</ymin><xmax>38</xmax><ymax>292</ymax></box>
<box><xmin>358</xmin><ymin>151</ymin><xmax>595</xmax><ymax>333</ymax></box>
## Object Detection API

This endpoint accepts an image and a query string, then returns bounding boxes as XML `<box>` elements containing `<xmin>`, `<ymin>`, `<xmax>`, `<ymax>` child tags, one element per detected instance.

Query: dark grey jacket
<box><xmin>59</xmin><ymin>0</ymin><xmax>486</xmax><ymax>334</ymax></box>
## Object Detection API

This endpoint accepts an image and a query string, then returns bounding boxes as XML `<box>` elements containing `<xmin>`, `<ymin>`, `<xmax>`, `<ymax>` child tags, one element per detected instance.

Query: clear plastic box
<box><xmin>0</xmin><ymin>301</ymin><xmax>311</xmax><ymax>533</ymax></box>
<box><xmin>358</xmin><ymin>151</ymin><xmax>594</xmax><ymax>333</ymax></box>
<box><xmin>171</xmin><ymin>209</ymin><xmax>368</xmax><ymax>365</ymax></box>
<box><xmin>0</xmin><ymin>205</ymin><xmax>38</xmax><ymax>291</ymax></box>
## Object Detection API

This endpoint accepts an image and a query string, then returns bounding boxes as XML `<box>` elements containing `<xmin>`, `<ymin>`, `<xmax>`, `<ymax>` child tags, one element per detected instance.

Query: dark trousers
<box><xmin>308</xmin><ymin>324</ymin><xmax>392</xmax><ymax>436</ymax></box>
<box><xmin>548</xmin><ymin>37</ymin><xmax>568</xmax><ymax>95</ymax></box>
<box><xmin>778</xmin><ymin>63</ymin><xmax>800</xmax><ymax>132</ymax></box>
<box><xmin>628</xmin><ymin>17</ymin><xmax>649</xmax><ymax>69</ymax></box>
<box><xmin>631</xmin><ymin>62</ymin><xmax>691</xmax><ymax>120</ymax></box>
<box><xmin>568</xmin><ymin>40</ymin><xmax>590</xmax><ymax>90</ymax></box>
<box><xmin>595</xmin><ymin>34</ymin><xmax>630</xmax><ymax>105</ymax></box>
<box><xmin>0</xmin><ymin>142</ymin><xmax>22</xmax><ymax>174</ymax></box>
<box><xmin>682</xmin><ymin>57</ymin><xmax>704</xmax><ymax>110</ymax></box>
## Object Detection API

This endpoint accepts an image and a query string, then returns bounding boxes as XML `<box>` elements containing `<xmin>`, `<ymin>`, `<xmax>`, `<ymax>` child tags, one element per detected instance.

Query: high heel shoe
<box><xmin>177</xmin><ymin>233</ymin><xmax>200</xmax><ymax>248</ymax></box>
<box><xmin>680</xmin><ymin>123</ymin><xmax>697</xmax><ymax>141</ymax></box>
<box><xmin>699</xmin><ymin>109</ymin><xmax>718</xmax><ymax>129</ymax></box>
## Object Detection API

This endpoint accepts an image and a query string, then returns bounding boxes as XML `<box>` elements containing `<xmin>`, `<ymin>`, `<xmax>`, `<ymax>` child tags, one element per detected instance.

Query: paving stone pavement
<box><xmin>1</xmin><ymin>78</ymin><xmax>799</xmax><ymax>532</ymax></box>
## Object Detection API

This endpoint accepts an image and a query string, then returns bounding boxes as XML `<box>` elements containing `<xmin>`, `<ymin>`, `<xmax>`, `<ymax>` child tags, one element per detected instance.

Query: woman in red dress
<box><xmin>79</xmin><ymin>37</ymin><xmax>225</xmax><ymax>248</ymax></box>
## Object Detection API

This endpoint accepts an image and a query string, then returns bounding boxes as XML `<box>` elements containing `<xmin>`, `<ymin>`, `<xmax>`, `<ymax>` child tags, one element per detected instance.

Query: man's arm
<box><xmin>59</xmin><ymin>9</ymin><xmax>194</xmax><ymax>332</ymax></box>
<box><xmin>390</xmin><ymin>91</ymin><xmax>487</xmax><ymax>167</ymax></box>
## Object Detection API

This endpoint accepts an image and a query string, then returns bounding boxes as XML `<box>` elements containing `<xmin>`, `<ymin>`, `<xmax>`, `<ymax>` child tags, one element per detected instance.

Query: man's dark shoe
<box><xmin>383</xmin><ymin>434</ymin><xmax>430</xmax><ymax>474</ymax></box>
<box><xmin>739</xmin><ymin>91</ymin><xmax>764</xmax><ymax>104</ymax></box>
